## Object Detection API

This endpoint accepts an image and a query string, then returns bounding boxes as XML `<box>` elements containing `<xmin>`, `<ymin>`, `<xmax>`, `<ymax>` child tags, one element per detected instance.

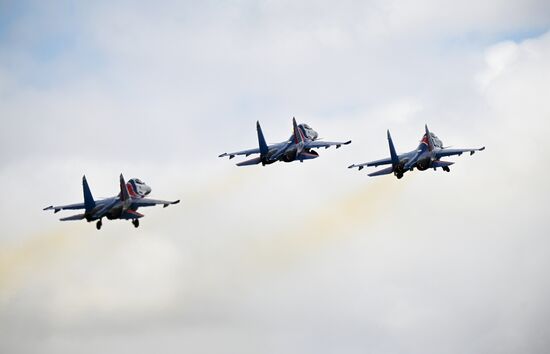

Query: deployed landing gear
<box><xmin>96</xmin><ymin>219</ymin><xmax>103</xmax><ymax>230</ymax></box>
<box><xmin>396</xmin><ymin>173</ymin><xmax>403</xmax><ymax>179</ymax></box>
<box><xmin>443</xmin><ymin>166</ymin><xmax>451</xmax><ymax>172</ymax></box>
<box><xmin>132</xmin><ymin>219</ymin><xmax>140</xmax><ymax>228</ymax></box>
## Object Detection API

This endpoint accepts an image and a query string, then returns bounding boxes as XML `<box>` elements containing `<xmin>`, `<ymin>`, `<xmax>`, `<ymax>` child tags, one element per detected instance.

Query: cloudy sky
<box><xmin>1</xmin><ymin>1</ymin><xmax>550</xmax><ymax>353</ymax></box>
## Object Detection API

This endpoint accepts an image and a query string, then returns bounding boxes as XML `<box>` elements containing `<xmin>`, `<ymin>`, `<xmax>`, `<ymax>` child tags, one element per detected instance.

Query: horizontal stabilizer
<box><xmin>60</xmin><ymin>213</ymin><xmax>86</xmax><ymax>221</ymax></box>
<box><xmin>121</xmin><ymin>210</ymin><xmax>144</xmax><ymax>220</ymax></box>
<box><xmin>297</xmin><ymin>151</ymin><xmax>319</xmax><ymax>161</ymax></box>
<box><xmin>236</xmin><ymin>157</ymin><xmax>262</xmax><ymax>166</ymax></box>
<box><xmin>368</xmin><ymin>166</ymin><xmax>394</xmax><ymax>177</ymax></box>
<box><xmin>432</xmin><ymin>160</ymin><xmax>454</xmax><ymax>168</ymax></box>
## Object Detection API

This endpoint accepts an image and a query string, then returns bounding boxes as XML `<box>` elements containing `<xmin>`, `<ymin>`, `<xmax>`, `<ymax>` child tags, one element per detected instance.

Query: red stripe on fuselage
<box><xmin>421</xmin><ymin>134</ymin><xmax>429</xmax><ymax>145</ymax></box>
<box><xmin>126</xmin><ymin>183</ymin><xmax>139</xmax><ymax>198</ymax></box>
<box><xmin>126</xmin><ymin>209</ymin><xmax>144</xmax><ymax>217</ymax></box>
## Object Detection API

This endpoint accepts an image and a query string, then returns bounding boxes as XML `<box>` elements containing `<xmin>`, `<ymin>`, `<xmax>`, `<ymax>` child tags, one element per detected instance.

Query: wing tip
<box><xmin>44</xmin><ymin>205</ymin><xmax>61</xmax><ymax>213</ymax></box>
<box><xmin>219</xmin><ymin>153</ymin><xmax>235</xmax><ymax>159</ymax></box>
<box><xmin>163</xmin><ymin>200</ymin><xmax>180</xmax><ymax>208</ymax></box>
<box><xmin>348</xmin><ymin>164</ymin><xmax>364</xmax><ymax>171</ymax></box>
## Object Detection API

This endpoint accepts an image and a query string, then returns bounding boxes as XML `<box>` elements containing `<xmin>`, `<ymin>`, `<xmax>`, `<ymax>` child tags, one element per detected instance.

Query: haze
<box><xmin>1</xmin><ymin>1</ymin><xmax>550</xmax><ymax>353</ymax></box>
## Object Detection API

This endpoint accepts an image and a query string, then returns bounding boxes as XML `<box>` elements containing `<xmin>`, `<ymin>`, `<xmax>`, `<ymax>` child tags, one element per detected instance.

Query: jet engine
<box><xmin>415</xmin><ymin>158</ymin><xmax>432</xmax><ymax>171</ymax></box>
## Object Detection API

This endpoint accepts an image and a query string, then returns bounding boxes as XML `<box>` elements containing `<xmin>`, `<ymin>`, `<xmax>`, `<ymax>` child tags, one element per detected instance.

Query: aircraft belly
<box><xmin>106</xmin><ymin>206</ymin><xmax>123</xmax><ymax>220</ymax></box>
<box><xmin>282</xmin><ymin>147</ymin><xmax>298</xmax><ymax>162</ymax></box>
<box><xmin>416</xmin><ymin>158</ymin><xmax>431</xmax><ymax>171</ymax></box>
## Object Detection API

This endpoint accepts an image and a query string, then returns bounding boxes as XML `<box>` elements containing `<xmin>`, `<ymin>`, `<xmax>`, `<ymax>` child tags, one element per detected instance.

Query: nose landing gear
<box><xmin>132</xmin><ymin>219</ymin><xmax>140</xmax><ymax>228</ymax></box>
<box><xmin>96</xmin><ymin>219</ymin><xmax>103</xmax><ymax>230</ymax></box>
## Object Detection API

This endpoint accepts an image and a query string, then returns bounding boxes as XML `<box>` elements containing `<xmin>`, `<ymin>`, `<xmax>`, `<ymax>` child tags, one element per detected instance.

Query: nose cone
<box><xmin>311</xmin><ymin>130</ymin><xmax>319</xmax><ymax>140</ymax></box>
<box><xmin>144</xmin><ymin>185</ymin><xmax>152</xmax><ymax>195</ymax></box>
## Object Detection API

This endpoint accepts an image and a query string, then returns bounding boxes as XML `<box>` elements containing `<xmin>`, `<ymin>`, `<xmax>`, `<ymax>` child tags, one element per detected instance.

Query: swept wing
<box><xmin>435</xmin><ymin>146</ymin><xmax>485</xmax><ymax>158</ymax></box>
<box><xmin>305</xmin><ymin>140</ymin><xmax>352</xmax><ymax>149</ymax></box>
<box><xmin>348</xmin><ymin>151</ymin><xmax>415</xmax><ymax>170</ymax></box>
<box><xmin>218</xmin><ymin>148</ymin><xmax>261</xmax><ymax>159</ymax></box>
<box><xmin>43</xmin><ymin>202</ymin><xmax>85</xmax><ymax>213</ymax></box>
<box><xmin>132</xmin><ymin>198</ymin><xmax>180</xmax><ymax>208</ymax></box>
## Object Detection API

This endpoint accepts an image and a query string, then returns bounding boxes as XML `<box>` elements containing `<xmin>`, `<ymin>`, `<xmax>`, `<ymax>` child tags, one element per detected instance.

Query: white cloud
<box><xmin>1</xmin><ymin>1</ymin><xmax>550</xmax><ymax>354</ymax></box>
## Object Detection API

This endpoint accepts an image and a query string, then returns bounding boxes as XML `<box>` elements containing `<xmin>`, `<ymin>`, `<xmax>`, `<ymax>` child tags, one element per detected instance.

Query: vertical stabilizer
<box><xmin>119</xmin><ymin>173</ymin><xmax>130</xmax><ymax>201</ymax></box>
<box><xmin>292</xmin><ymin>117</ymin><xmax>306</xmax><ymax>144</ymax></box>
<box><xmin>256</xmin><ymin>121</ymin><xmax>269</xmax><ymax>156</ymax></box>
<box><xmin>387</xmin><ymin>130</ymin><xmax>399</xmax><ymax>166</ymax></box>
<box><xmin>424</xmin><ymin>124</ymin><xmax>434</xmax><ymax>151</ymax></box>
<box><xmin>82</xmin><ymin>175</ymin><xmax>96</xmax><ymax>212</ymax></box>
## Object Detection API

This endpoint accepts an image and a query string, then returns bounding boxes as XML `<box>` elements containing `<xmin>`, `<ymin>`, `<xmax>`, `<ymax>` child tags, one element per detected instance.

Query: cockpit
<box><xmin>298</xmin><ymin>123</ymin><xmax>319</xmax><ymax>140</ymax></box>
<box><xmin>128</xmin><ymin>178</ymin><xmax>152</xmax><ymax>197</ymax></box>
<box><xmin>429</xmin><ymin>132</ymin><xmax>443</xmax><ymax>148</ymax></box>
<box><xmin>422</xmin><ymin>132</ymin><xmax>443</xmax><ymax>149</ymax></box>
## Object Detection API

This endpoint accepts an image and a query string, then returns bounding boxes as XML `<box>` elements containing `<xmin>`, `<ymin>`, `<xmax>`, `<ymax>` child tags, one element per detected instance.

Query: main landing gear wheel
<box><xmin>96</xmin><ymin>219</ymin><xmax>102</xmax><ymax>230</ymax></box>
<box><xmin>132</xmin><ymin>219</ymin><xmax>140</xmax><ymax>228</ymax></box>
<box><xmin>443</xmin><ymin>166</ymin><xmax>451</xmax><ymax>172</ymax></box>
<box><xmin>396</xmin><ymin>173</ymin><xmax>403</xmax><ymax>179</ymax></box>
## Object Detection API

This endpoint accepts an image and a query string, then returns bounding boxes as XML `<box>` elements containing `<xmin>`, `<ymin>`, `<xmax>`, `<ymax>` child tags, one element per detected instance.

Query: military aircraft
<box><xmin>44</xmin><ymin>174</ymin><xmax>180</xmax><ymax>230</ymax></box>
<box><xmin>219</xmin><ymin>117</ymin><xmax>351</xmax><ymax>166</ymax></box>
<box><xmin>348</xmin><ymin>125</ymin><xmax>485</xmax><ymax>179</ymax></box>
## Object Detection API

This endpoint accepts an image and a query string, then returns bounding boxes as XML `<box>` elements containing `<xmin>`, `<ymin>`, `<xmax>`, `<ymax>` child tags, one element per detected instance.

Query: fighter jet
<box><xmin>44</xmin><ymin>174</ymin><xmax>180</xmax><ymax>230</ymax></box>
<box><xmin>219</xmin><ymin>117</ymin><xmax>351</xmax><ymax>166</ymax></box>
<box><xmin>348</xmin><ymin>125</ymin><xmax>485</xmax><ymax>179</ymax></box>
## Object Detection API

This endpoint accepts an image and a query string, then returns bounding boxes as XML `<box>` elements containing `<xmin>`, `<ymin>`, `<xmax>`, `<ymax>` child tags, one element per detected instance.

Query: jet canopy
<box><xmin>298</xmin><ymin>123</ymin><xmax>319</xmax><ymax>140</ymax></box>
<box><xmin>423</xmin><ymin>132</ymin><xmax>443</xmax><ymax>148</ymax></box>
<box><xmin>127</xmin><ymin>178</ymin><xmax>152</xmax><ymax>197</ymax></box>
<box><xmin>429</xmin><ymin>132</ymin><xmax>443</xmax><ymax>148</ymax></box>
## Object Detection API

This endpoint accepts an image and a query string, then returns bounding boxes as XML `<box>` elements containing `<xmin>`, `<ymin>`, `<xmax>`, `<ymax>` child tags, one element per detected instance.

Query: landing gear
<box><xmin>96</xmin><ymin>219</ymin><xmax>102</xmax><ymax>230</ymax></box>
<box><xmin>443</xmin><ymin>166</ymin><xmax>450</xmax><ymax>172</ymax></box>
<box><xmin>132</xmin><ymin>219</ymin><xmax>140</xmax><ymax>228</ymax></box>
<box><xmin>396</xmin><ymin>173</ymin><xmax>403</xmax><ymax>179</ymax></box>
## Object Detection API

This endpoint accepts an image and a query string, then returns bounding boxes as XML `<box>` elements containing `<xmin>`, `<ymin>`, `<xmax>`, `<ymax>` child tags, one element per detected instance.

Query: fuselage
<box><xmin>84</xmin><ymin>178</ymin><xmax>151</xmax><ymax>221</ymax></box>
<box><xmin>397</xmin><ymin>132</ymin><xmax>445</xmax><ymax>176</ymax></box>
<box><xmin>263</xmin><ymin>124</ymin><xmax>320</xmax><ymax>164</ymax></box>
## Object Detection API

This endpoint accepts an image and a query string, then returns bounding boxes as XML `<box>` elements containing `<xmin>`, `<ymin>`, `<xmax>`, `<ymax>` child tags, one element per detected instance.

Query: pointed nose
<box><xmin>310</xmin><ymin>129</ymin><xmax>318</xmax><ymax>140</ymax></box>
<box><xmin>144</xmin><ymin>185</ymin><xmax>152</xmax><ymax>195</ymax></box>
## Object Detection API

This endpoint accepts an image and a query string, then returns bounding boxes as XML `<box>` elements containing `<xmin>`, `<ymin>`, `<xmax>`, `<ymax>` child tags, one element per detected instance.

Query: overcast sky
<box><xmin>1</xmin><ymin>1</ymin><xmax>550</xmax><ymax>353</ymax></box>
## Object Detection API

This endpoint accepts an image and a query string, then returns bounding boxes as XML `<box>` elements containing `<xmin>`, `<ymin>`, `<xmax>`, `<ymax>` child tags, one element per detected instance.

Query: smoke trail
<box><xmin>0</xmin><ymin>227</ymin><xmax>81</xmax><ymax>306</ymax></box>
<box><xmin>0</xmin><ymin>167</ymin><xmax>260</xmax><ymax>308</ymax></box>
<box><xmin>241</xmin><ymin>176</ymin><xmax>409</xmax><ymax>274</ymax></box>
<box><xmin>184</xmin><ymin>167</ymin><xmax>261</xmax><ymax>206</ymax></box>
